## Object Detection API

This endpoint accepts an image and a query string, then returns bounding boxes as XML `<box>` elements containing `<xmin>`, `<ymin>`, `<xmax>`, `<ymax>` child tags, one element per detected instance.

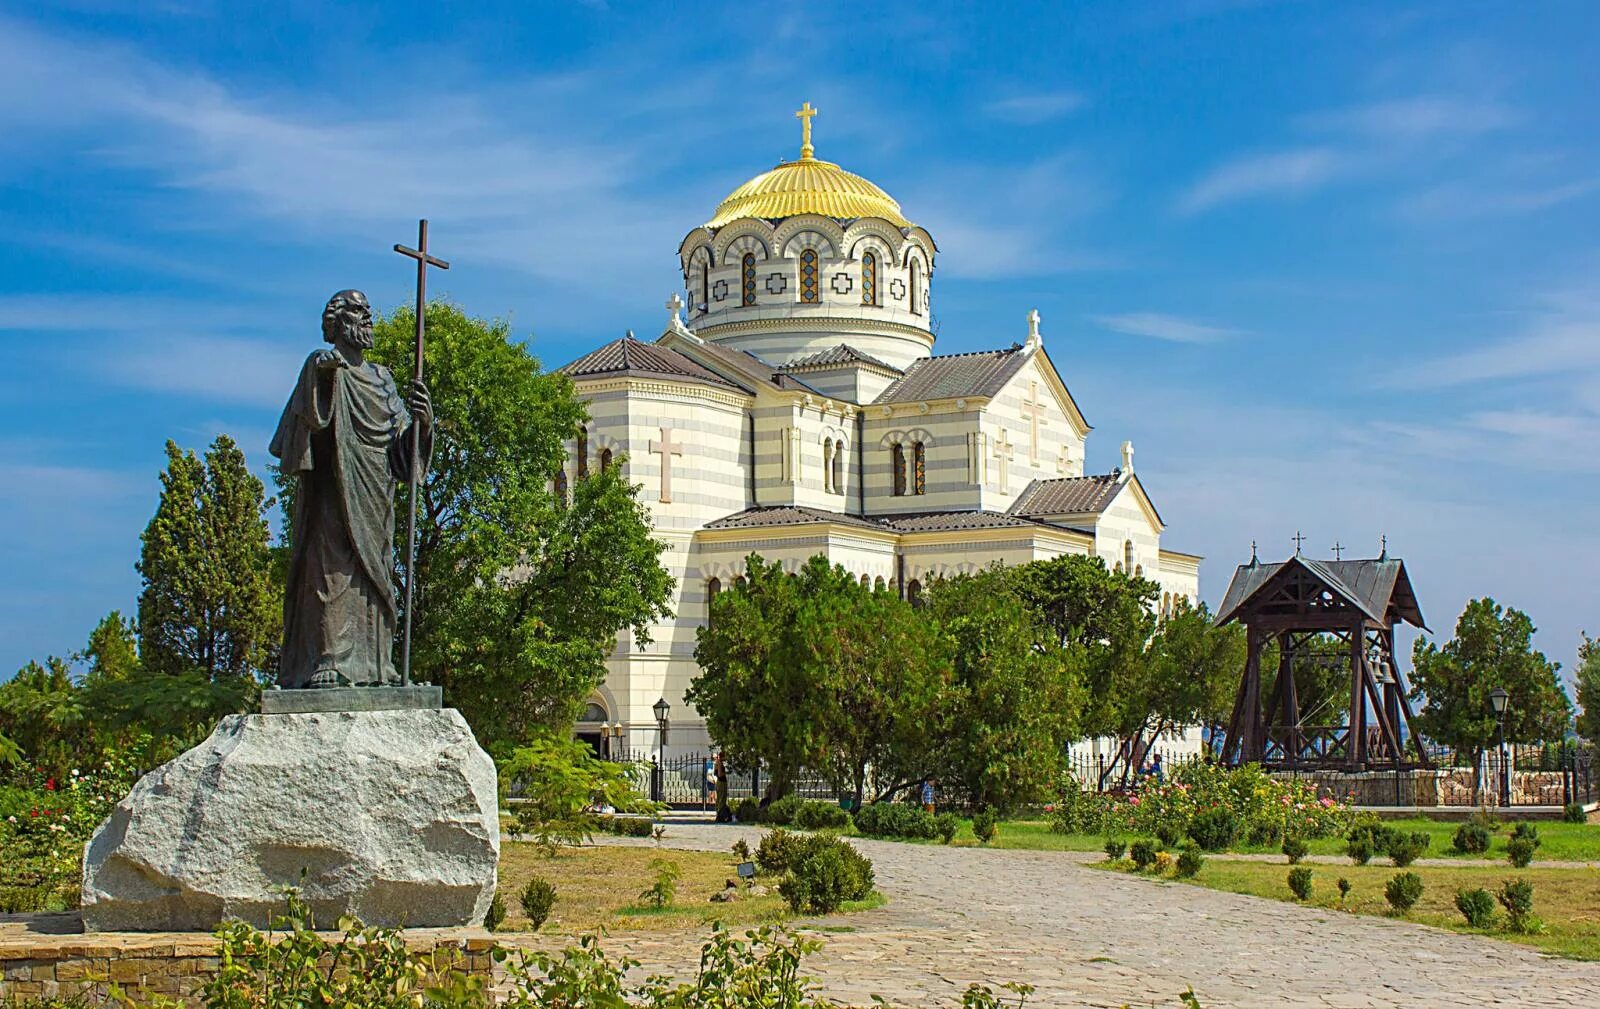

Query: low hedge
<box><xmin>853</xmin><ymin>801</ymin><xmax>938</xmax><ymax>839</ymax></box>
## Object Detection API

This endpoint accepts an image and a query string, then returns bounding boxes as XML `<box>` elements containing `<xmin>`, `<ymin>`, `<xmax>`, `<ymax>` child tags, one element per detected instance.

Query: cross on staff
<box><xmin>1332</xmin><ymin>541</ymin><xmax>1344</xmax><ymax>561</ymax></box>
<box><xmin>1292</xmin><ymin>531</ymin><xmax>1306</xmax><ymax>554</ymax></box>
<box><xmin>393</xmin><ymin>219</ymin><xmax>450</xmax><ymax>688</ymax></box>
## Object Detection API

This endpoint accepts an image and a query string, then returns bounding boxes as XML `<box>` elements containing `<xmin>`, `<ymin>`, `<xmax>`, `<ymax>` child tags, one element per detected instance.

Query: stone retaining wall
<box><xmin>1274</xmin><ymin>768</ymin><xmax>1577</xmax><ymax>809</ymax></box>
<box><xmin>0</xmin><ymin>915</ymin><xmax>496</xmax><ymax>1005</ymax></box>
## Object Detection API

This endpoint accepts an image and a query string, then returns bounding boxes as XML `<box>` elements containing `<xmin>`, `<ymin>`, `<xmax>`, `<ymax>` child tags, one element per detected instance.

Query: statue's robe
<box><xmin>269</xmin><ymin>351</ymin><xmax>430</xmax><ymax>688</ymax></box>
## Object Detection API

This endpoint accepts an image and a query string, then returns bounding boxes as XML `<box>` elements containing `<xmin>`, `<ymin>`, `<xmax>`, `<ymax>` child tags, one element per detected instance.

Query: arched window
<box><xmin>873</xmin><ymin>576</ymin><xmax>886</xmax><ymax>592</ymax></box>
<box><xmin>907</xmin><ymin>579</ymin><xmax>923</xmax><ymax>608</ymax></box>
<box><xmin>600</xmin><ymin>447</ymin><xmax>614</xmax><ymax>472</ymax></box>
<box><xmin>553</xmin><ymin>467</ymin><xmax>568</xmax><ymax>507</ymax></box>
<box><xmin>1134</xmin><ymin>564</ymin><xmax>1143</xmax><ymax>578</ymax></box>
<box><xmin>861</xmin><ymin>251</ymin><xmax>878</xmax><ymax>306</ymax></box>
<box><xmin>577</xmin><ymin>426</ymin><xmax>589</xmax><ymax>479</ymax></box>
<box><xmin>700</xmin><ymin>262</ymin><xmax>709</xmax><ymax>311</ymax></box>
<box><xmin>734</xmin><ymin>575</ymin><xmax>747</xmax><ymax>587</ymax></box>
<box><xmin>1124</xmin><ymin>540</ymin><xmax>1135</xmax><ymax>575</ymax></box>
<box><xmin>891</xmin><ymin>443</ymin><xmax>907</xmax><ymax>496</ymax></box>
<box><xmin>912</xmin><ymin>441</ymin><xmax>926</xmax><ymax>495</ymax></box>
<box><xmin>706</xmin><ymin>577</ymin><xmax>722</xmax><ymax>627</ymax></box>
<box><xmin>822</xmin><ymin>440</ymin><xmax>835</xmax><ymax>493</ymax></box>
<box><xmin>909</xmin><ymin>258</ymin><xmax>922</xmax><ymax>316</ymax></box>
<box><xmin>799</xmin><ymin>249</ymin><xmax>820</xmax><ymax>303</ymax></box>
<box><xmin>741</xmin><ymin>252</ymin><xmax>757</xmax><ymax>306</ymax></box>
<box><xmin>580</xmin><ymin>701</ymin><xmax>607</xmax><ymax>723</ymax></box>
<box><xmin>832</xmin><ymin>438</ymin><xmax>845</xmax><ymax>495</ymax></box>
<box><xmin>860</xmin><ymin>573</ymin><xmax>871</xmax><ymax>588</ymax></box>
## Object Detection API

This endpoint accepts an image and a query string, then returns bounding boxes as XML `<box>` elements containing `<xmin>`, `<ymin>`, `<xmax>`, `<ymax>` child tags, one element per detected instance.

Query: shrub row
<box><xmin>756</xmin><ymin>829</ymin><xmax>875</xmax><ymax>914</ymax></box>
<box><xmin>595</xmin><ymin>814</ymin><xmax>655</xmax><ymax>838</ymax></box>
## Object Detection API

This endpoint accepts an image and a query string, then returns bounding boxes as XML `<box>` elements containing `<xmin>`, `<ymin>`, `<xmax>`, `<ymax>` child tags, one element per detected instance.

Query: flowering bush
<box><xmin>0</xmin><ymin>743</ymin><xmax>144</xmax><ymax>910</ymax></box>
<box><xmin>1050</xmin><ymin>762</ymin><xmax>1351</xmax><ymax>849</ymax></box>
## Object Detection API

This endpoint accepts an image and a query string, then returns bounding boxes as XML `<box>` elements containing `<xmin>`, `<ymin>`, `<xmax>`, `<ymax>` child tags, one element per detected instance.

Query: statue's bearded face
<box><xmin>322</xmin><ymin>290</ymin><xmax>374</xmax><ymax>349</ymax></box>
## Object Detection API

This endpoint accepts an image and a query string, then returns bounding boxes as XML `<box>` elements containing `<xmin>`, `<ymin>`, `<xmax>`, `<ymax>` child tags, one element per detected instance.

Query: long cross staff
<box><xmin>394</xmin><ymin>220</ymin><xmax>449</xmax><ymax>688</ymax></box>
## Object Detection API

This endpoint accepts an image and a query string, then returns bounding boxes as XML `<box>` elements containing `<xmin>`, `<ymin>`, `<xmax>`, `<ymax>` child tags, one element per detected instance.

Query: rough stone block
<box><xmin>81</xmin><ymin>708</ymin><xmax>499</xmax><ymax>931</ymax></box>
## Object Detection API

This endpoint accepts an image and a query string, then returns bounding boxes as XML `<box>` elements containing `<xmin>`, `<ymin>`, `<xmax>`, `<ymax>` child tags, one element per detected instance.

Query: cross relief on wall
<box><xmin>992</xmin><ymin>428</ymin><xmax>1014</xmax><ymax>493</ymax></box>
<box><xmin>1019</xmin><ymin>381</ymin><xmax>1049</xmax><ymax>465</ymax></box>
<box><xmin>649</xmin><ymin>426</ymin><xmax>684</xmax><ymax>503</ymax></box>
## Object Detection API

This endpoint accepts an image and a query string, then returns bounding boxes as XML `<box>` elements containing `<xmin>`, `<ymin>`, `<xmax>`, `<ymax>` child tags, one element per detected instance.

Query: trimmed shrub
<box><xmin>1346</xmin><ymin>815</ymin><xmax>1395</xmax><ymax>860</ymax></box>
<box><xmin>935</xmin><ymin>812</ymin><xmax>959</xmax><ymax>844</ymax></box>
<box><xmin>1385</xmin><ymin>871</ymin><xmax>1424</xmax><ymax>913</ymax></box>
<box><xmin>1454</xmin><ymin>887</ymin><xmax>1496</xmax><ymax>928</ymax></box>
<box><xmin>1287</xmin><ymin>867</ymin><xmax>1313</xmax><ymax>901</ymax></box>
<box><xmin>733</xmin><ymin>797</ymin><xmax>762</xmax><ymax>824</ymax></box>
<box><xmin>1155</xmin><ymin>820</ymin><xmax>1185</xmax><ymax>848</ymax></box>
<box><xmin>853</xmin><ymin>801</ymin><xmax>938</xmax><ymax>840</ymax></box>
<box><xmin>1452</xmin><ymin>822</ymin><xmax>1490</xmax><ymax>855</ymax></box>
<box><xmin>1511</xmin><ymin>821</ymin><xmax>1540</xmax><ymax>843</ymax></box>
<box><xmin>1563</xmin><ymin>802</ymin><xmax>1587</xmax><ymax>824</ymax></box>
<box><xmin>971</xmin><ymin>808</ymin><xmax>999</xmax><ymax>844</ymax></box>
<box><xmin>732</xmin><ymin>838</ymin><xmax>751</xmax><ymax>861</ymax></box>
<box><xmin>1497</xmin><ymin>877</ymin><xmax>1536</xmax><ymax>932</ymax></box>
<box><xmin>1506</xmin><ymin>837</ymin><xmax>1538</xmax><ymax>868</ymax></box>
<box><xmin>519</xmin><ymin>876</ymin><xmax>557</xmax><ymax>930</ymax></box>
<box><xmin>793</xmin><ymin>799</ymin><xmax>850</xmax><ymax>830</ymax></box>
<box><xmin>776</xmin><ymin>835</ymin><xmax>874</xmax><ymax>914</ymax></box>
<box><xmin>764</xmin><ymin>795</ymin><xmax>804</xmax><ymax>826</ymax></box>
<box><xmin>1188</xmin><ymin>806</ymin><xmax>1240</xmax><ymax>851</ymax></box>
<box><xmin>1337</xmin><ymin>877</ymin><xmax>1351</xmax><ymax>902</ymax></box>
<box><xmin>1282</xmin><ymin>837</ymin><xmax>1308</xmax><ymax>864</ymax></box>
<box><xmin>597</xmin><ymin>814</ymin><xmax>654</xmax><ymax>838</ymax></box>
<box><xmin>1175</xmin><ymin>844</ymin><xmax>1204</xmax><ymax>879</ymax></box>
<box><xmin>1388</xmin><ymin>831</ymin><xmax>1430</xmax><ymax>867</ymax></box>
<box><xmin>1104</xmin><ymin>838</ymin><xmax>1128</xmax><ymax>862</ymax></box>
<box><xmin>756</xmin><ymin>828</ymin><xmax>806</xmax><ymax>875</ymax></box>
<box><xmin>483</xmin><ymin>892</ymin><xmax>507</xmax><ymax>931</ymax></box>
<box><xmin>1129</xmin><ymin>839</ymin><xmax>1161</xmax><ymax>871</ymax></box>
<box><xmin>1346</xmin><ymin>837</ymin><xmax>1374</xmax><ymax>866</ymax></box>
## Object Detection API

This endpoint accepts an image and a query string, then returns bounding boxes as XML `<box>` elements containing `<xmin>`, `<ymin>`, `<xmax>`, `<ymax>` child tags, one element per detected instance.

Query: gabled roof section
<box><xmin>780</xmin><ymin>344</ymin><xmax>903</xmax><ymax>375</ymax></box>
<box><xmin>560</xmin><ymin>336</ymin><xmax>741</xmax><ymax>391</ymax></box>
<box><xmin>701</xmin><ymin>505</ymin><xmax>883</xmax><ymax>532</ymax></box>
<box><xmin>873</xmin><ymin>344</ymin><xmax>1031</xmax><ymax>403</ymax></box>
<box><xmin>1215</xmin><ymin>555</ymin><xmax>1427</xmax><ymax>630</ymax></box>
<box><xmin>1010</xmin><ymin>473</ymin><xmax>1123</xmax><ymax>517</ymax></box>
<box><xmin>661</xmin><ymin>333</ymin><xmax>821</xmax><ymax>395</ymax></box>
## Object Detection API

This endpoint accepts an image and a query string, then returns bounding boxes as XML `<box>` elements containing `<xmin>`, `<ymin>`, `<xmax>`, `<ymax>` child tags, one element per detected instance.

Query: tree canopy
<box><xmin>367</xmin><ymin>302</ymin><xmax>674</xmax><ymax>747</ymax></box>
<box><xmin>1575</xmin><ymin>633</ymin><xmax>1599</xmax><ymax>743</ymax></box>
<box><xmin>1409</xmin><ymin>597</ymin><xmax>1571</xmax><ymax>760</ymax></box>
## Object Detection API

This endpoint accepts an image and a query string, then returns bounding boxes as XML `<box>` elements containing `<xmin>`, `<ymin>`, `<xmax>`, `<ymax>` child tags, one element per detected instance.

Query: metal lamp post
<box><xmin>1490</xmin><ymin>687</ymin><xmax>1510</xmax><ymax>808</ymax></box>
<box><xmin>652</xmin><ymin>697</ymin><xmax>670</xmax><ymax>804</ymax></box>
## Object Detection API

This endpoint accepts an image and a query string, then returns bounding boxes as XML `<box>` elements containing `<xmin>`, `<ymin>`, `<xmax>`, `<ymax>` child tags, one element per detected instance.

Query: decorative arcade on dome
<box><xmin>556</xmin><ymin>104</ymin><xmax>1203</xmax><ymax>760</ymax></box>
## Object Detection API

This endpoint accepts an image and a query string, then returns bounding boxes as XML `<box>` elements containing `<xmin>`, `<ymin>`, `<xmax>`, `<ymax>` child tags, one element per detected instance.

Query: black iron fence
<box><xmin>603</xmin><ymin>749</ymin><xmax>846</xmax><ymax>808</ymax></box>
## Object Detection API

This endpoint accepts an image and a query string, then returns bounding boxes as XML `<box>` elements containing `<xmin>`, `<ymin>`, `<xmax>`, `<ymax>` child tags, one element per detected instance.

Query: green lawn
<box><xmin>976</xmin><ymin>816</ymin><xmax>1600</xmax><ymax>862</ymax></box>
<box><xmin>1096</xmin><ymin>858</ymin><xmax>1600</xmax><ymax>961</ymax></box>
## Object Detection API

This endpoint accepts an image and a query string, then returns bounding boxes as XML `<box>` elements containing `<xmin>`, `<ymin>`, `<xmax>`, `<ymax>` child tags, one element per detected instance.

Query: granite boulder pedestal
<box><xmin>80</xmin><ymin>688</ymin><xmax>499</xmax><ymax>932</ymax></box>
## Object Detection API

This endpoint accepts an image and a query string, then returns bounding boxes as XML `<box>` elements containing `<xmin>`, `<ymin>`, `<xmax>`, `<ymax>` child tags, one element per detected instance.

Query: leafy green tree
<box><xmin>1575</xmin><ymin>633</ymin><xmax>1599</xmax><ymax>743</ymax></box>
<box><xmin>138</xmin><ymin>436</ymin><xmax>279</xmax><ymax>681</ymax></box>
<box><xmin>0</xmin><ymin>657</ymin><xmax>85</xmax><ymax>779</ymax></box>
<box><xmin>794</xmin><ymin>558</ymin><xmax>947</xmax><ymax>808</ymax></box>
<box><xmin>80</xmin><ymin>611</ymin><xmax>140</xmax><ymax>685</ymax></box>
<box><xmin>922</xmin><ymin>567</ymin><xmax>1083</xmax><ymax>812</ymax></box>
<box><xmin>367</xmin><ymin>303</ymin><xmax>673</xmax><ymax>746</ymax></box>
<box><xmin>1410</xmin><ymin>598</ymin><xmax>1572</xmax><ymax>772</ymax></box>
<box><xmin>1007</xmin><ymin>555</ymin><xmax>1156</xmax><ymax>780</ymax></box>
<box><xmin>1137</xmin><ymin>600</ymin><xmax>1246</xmax><ymax>764</ymax></box>
<box><xmin>690</xmin><ymin>555</ymin><xmax>813</xmax><ymax>801</ymax></box>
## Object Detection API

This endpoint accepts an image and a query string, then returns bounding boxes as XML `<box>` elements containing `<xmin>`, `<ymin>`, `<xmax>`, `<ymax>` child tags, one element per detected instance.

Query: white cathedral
<box><xmin>559</xmin><ymin>106</ymin><xmax>1201</xmax><ymax>756</ymax></box>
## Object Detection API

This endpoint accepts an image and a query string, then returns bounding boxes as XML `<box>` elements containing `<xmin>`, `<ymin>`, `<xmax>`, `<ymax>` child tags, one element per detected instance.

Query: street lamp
<box><xmin>651</xmin><ymin>697</ymin><xmax>671</xmax><ymax>804</ymax></box>
<box><xmin>1489</xmin><ymin>687</ymin><xmax>1510</xmax><ymax>808</ymax></box>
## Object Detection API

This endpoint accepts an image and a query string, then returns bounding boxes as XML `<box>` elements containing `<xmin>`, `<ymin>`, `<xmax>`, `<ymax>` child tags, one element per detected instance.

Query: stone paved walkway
<box><xmin>590</xmin><ymin>824</ymin><xmax>1600</xmax><ymax>1008</ymax></box>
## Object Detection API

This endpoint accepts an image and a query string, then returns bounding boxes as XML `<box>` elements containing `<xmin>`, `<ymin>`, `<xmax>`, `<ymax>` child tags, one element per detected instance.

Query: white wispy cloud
<box><xmin>1299</xmin><ymin>96</ymin><xmax>1519</xmax><ymax>140</ymax></box>
<box><xmin>1089</xmin><ymin>312</ymin><xmax>1243</xmax><ymax>344</ymax></box>
<box><xmin>1400</xmin><ymin>319</ymin><xmax>1600</xmax><ymax>388</ymax></box>
<box><xmin>100</xmin><ymin>333</ymin><xmax>307</xmax><ymax>409</ymax></box>
<box><xmin>1178</xmin><ymin>147</ymin><xmax>1342</xmax><ymax>214</ymax></box>
<box><xmin>983</xmin><ymin>91</ymin><xmax>1087</xmax><ymax>125</ymax></box>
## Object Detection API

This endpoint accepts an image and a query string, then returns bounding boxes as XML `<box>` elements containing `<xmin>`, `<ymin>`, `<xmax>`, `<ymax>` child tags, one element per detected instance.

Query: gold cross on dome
<box><xmin>796</xmin><ymin>102</ymin><xmax>818</xmax><ymax>159</ymax></box>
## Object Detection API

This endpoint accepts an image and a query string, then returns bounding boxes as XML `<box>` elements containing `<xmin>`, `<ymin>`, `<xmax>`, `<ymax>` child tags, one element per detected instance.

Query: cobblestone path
<box><xmin>592</xmin><ymin>824</ymin><xmax>1600</xmax><ymax>1008</ymax></box>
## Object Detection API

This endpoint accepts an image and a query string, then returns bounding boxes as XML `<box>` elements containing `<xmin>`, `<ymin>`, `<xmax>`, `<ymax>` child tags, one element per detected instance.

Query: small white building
<box><xmin>560</xmin><ymin>106</ymin><xmax>1201</xmax><ymax>755</ymax></box>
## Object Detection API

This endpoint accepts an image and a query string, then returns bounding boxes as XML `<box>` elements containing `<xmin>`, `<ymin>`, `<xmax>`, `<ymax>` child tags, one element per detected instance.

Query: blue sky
<box><xmin>1</xmin><ymin>1</ymin><xmax>1597</xmax><ymax>684</ymax></box>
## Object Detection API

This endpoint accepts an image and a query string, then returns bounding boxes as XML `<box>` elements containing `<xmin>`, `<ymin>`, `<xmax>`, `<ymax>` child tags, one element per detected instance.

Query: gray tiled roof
<box><xmin>1215</xmin><ymin>555</ymin><xmax>1427</xmax><ymax>630</ymax></box>
<box><xmin>781</xmin><ymin>344</ymin><xmax>903</xmax><ymax>374</ymax></box>
<box><xmin>701</xmin><ymin>505</ymin><xmax>884</xmax><ymax>532</ymax></box>
<box><xmin>1009</xmin><ymin>473</ymin><xmax>1124</xmax><ymax>516</ymax></box>
<box><xmin>675</xmin><ymin>338</ymin><xmax>820</xmax><ymax>394</ymax></box>
<box><xmin>560</xmin><ymin>336</ymin><xmax>740</xmax><ymax>390</ymax></box>
<box><xmin>873</xmin><ymin>344</ymin><xmax>1031</xmax><ymax>403</ymax></box>
<box><xmin>702</xmin><ymin>506</ymin><xmax>1093</xmax><ymax>537</ymax></box>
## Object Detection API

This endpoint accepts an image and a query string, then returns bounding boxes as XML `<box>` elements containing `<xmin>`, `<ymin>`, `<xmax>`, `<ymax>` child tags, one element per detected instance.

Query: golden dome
<box><xmin>705</xmin><ymin>103</ymin><xmax>910</xmax><ymax>229</ymax></box>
